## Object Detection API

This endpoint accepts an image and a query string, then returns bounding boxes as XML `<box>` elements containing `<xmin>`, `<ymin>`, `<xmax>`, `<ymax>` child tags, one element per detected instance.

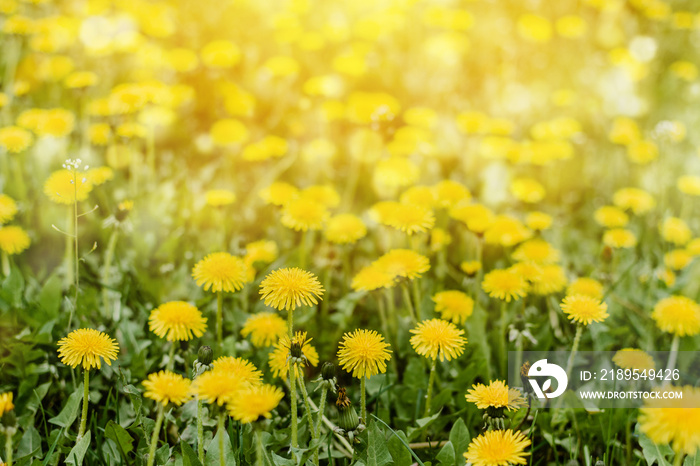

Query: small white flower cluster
<box><xmin>62</xmin><ymin>158</ymin><xmax>89</xmax><ymax>185</ymax></box>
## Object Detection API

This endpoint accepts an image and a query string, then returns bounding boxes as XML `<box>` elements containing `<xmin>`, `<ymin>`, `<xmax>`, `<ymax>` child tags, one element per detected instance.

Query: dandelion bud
<box><xmin>1</xmin><ymin>410</ymin><xmax>16</xmax><ymax>428</ymax></box>
<box><xmin>520</xmin><ymin>361</ymin><xmax>533</xmax><ymax>395</ymax></box>
<box><xmin>602</xmin><ymin>245</ymin><xmax>613</xmax><ymax>263</ymax></box>
<box><xmin>198</xmin><ymin>345</ymin><xmax>213</xmax><ymax>366</ymax></box>
<box><xmin>321</xmin><ymin>362</ymin><xmax>335</xmax><ymax>381</ymax></box>
<box><xmin>336</xmin><ymin>387</ymin><xmax>360</xmax><ymax>431</ymax></box>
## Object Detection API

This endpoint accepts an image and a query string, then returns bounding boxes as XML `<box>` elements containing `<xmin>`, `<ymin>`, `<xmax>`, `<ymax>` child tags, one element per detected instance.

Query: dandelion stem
<box><xmin>297</xmin><ymin>371</ymin><xmax>320</xmax><ymax>465</ymax></box>
<box><xmin>65</xmin><ymin>208</ymin><xmax>74</xmax><ymax>290</ymax></box>
<box><xmin>314</xmin><ymin>386</ymin><xmax>328</xmax><ymax>465</ymax></box>
<box><xmin>299</xmin><ymin>230</ymin><xmax>308</xmax><ymax>269</ymax></box>
<box><xmin>360</xmin><ymin>377</ymin><xmax>367</xmax><ymax>423</ymax></box>
<box><xmin>673</xmin><ymin>448</ymin><xmax>684</xmax><ymax>466</ymax></box>
<box><xmin>166</xmin><ymin>342</ymin><xmax>176</xmax><ymax>371</ymax></box>
<box><xmin>197</xmin><ymin>399</ymin><xmax>205</xmax><ymax>463</ymax></box>
<box><xmin>289</xmin><ymin>361</ymin><xmax>299</xmax><ymax>457</ymax></box>
<box><xmin>402</xmin><ymin>284</ymin><xmax>418</xmax><ymax>323</ymax></box>
<box><xmin>424</xmin><ymin>357</ymin><xmax>438</xmax><ymax>418</ymax></box>
<box><xmin>1</xmin><ymin>251</ymin><xmax>9</xmax><ymax>276</ymax></box>
<box><xmin>218</xmin><ymin>412</ymin><xmax>225</xmax><ymax>466</ymax></box>
<box><xmin>216</xmin><ymin>292</ymin><xmax>224</xmax><ymax>349</ymax></box>
<box><xmin>665</xmin><ymin>335</ymin><xmax>680</xmax><ymax>387</ymax></box>
<box><xmin>77</xmin><ymin>370</ymin><xmax>90</xmax><ymax>442</ymax></box>
<box><xmin>5</xmin><ymin>428</ymin><xmax>12</xmax><ymax>466</ymax></box>
<box><xmin>101</xmin><ymin>229</ymin><xmax>119</xmax><ymax>319</ymax></box>
<box><xmin>146</xmin><ymin>404</ymin><xmax>165</xmax><ymax>466</ymax></box>
<box><xmin>255</xmin><ymin>426</ymin><xmax>264</xmax><ymax>466</ymax></box>
<box><xmin>565</xmin><ymin>325</ymin><xmax>583</xmax><ymax>379</ymax></box>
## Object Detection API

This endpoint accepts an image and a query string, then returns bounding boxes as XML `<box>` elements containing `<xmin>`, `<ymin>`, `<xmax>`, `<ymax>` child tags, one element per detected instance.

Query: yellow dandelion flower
<box><xmin>194</xmin><ymin>368</ymin><xmax>255</xmax><ymax>405</ymax></box>
<box><xmin>244</xmin><ymin>240</ymin><xmax>278</xmax><ymax>265</ymax></box>
<box><xmin>211</xmin><ymin>357</ymin><xmax>263</xmax><ymax>385</ymax></box>
<box><xmin>517</xmin><ymin>13</ymin><xmax>552</xmax><ymax>43</ymax></box>
<box><xmin>86</xmin><ymin>167</ymin><xmax>114</xmax><ymax>186</ymax></box>
<box><xmin>337</xmin><ymin>329</ymin><xmax>392</xmax><ymax>379</ymax></box>
<box><xmin>241</xmin><ymin>312</ymin><xmax>287</xmax><ymax>347</ymax></box>
<box><xmin>510</xmin><ymin>178</ymin><xmax>546</xmax><ymax>203</ymax></box>
<box><xmin>268</xmin><ymin>332</ymin><xmax>319</xmax><ymax>379</ymax></box>
<box><xmin>450</xmin><ymin>203</ymin><xmax>495</xmax><ymax>235</ymax></box>
<box><xmin>464</xmin><ymin>429</ymin><xmax>531</xmax><ymax>466</ymax></box>
<box><xmin>613</xmin><ymin>187</ymin><xmax>655</xmax><ymax>214</ymax></box>
<box><xmin>567</xmin><ymin>277</ymin><xmax>604</xmax><ymax>300</ymax></box>
<box><xmin>0</xmin><ymin>392</ymin><xmax>13</xmax><ymax>416</ymax></box>
<box><xmin>373</xmin><ymin>158</ymin><xmax>419</xmax><ymax>194</ymax></box>
<box><xmin>530</xmin><ymin>264</ymin><xmax>567</xmax><ymax>295</ymax></box>
<box><xmin>259</xmin><ymin>267</ymin><xmax>324</xmax><ymax>311</ymax></box>
<box><xmin>43</xmin><ymin>169</ymin><xmax>93</xmax><ymax>205</ymax></box>
<box><xmin>687</xmin><ymin>238</ymin><xmax>700</xmax><ymax>256</ymax></box>
<box><xmin>375</xmin><ymin>249</ymin><xmax>430</xmax><ymax>282</ymax></box>
<box><xmin>652</xmin><ymin>296</ymin><xmax>700</xmax><ymax>337</ymax></box>
<box><xmin>149</xmin><ymin>301</ymin><xmax>207</xmax><ymax>341</ymax></box>
<box><xmin>433</xmin><ymin>180</ymin><xmax>471</xmax><ymax>208</ymax></box>
<box><xmin>560</xmin><ymin>294</ymin><xmax>609</xmax><ymax>325</ymax></box>
<box><xmin>201</xmin><ymin>40</ymin><xmax>241</xmax><ymax>69</ymax></box>
<box><xmin>205</xmin><ymin>189</ymin><xmax>236</xmax><ymax>207</ymax></box>
<box><xmin>192</xmin><ymin>252</ymin><xmax>250</xmax><ymax>293</ymax></box>
<box><xmin>382</xmin><ymin>203</ymin><xmax>435</xmax><ymax>235</ymax></box>
<box><xmin>400</xmin><ymin>186</ymin><xmax>436</xmax><ymax>209</ymax></box>
<box><xmin>281</xmin><ymin>197</ymin><xmax>329</xmax><ymax>231</ymax></box>
<box><xmin>57</xmin><ymin>328</ymin><xmax>119</xmax><ymax>370</ymax></box>
<box><xmin>603</xmin><ymin>228</ymin><xmax>637</xmax><ymax>249</ymax></box>
<box><xmin>664</xmin><ymin>249</ymin><xmax>693</xmax><ymax>271</ymax></box>
<box><xmin>88</xmin><ymin>123</ymin><xmax>111</xmax><ymax>146</ymax></box>
<box><xmin>351</xmin><ymin>263</ymin><xmax>395</xmax><ymax>291</ymax></box>
<box><xmin>210</xmin><ymin>119</ymin><xmax>249</xmax><ymax>146</ymax></box>
<box><xmin>639</xmin><ymin>386</ymin><xmax>700</xmax><ymax>456</ymax></box>
<box><xmin>228</xmin><ymin>384</ymin><xmax>284</xmax><ymax>423</ymax></box>
<box><xmin>410</xmin><ymin>319</ymin><xmax>466</xmax><ymax>361</ymax></box>
<box><xmin>259</xmin><ymin>182</ymin><xmax>299</xmax><ymax>206</ymax></box>
<box><xmin>0</xmin><ymin>226</ymin><xmax>30</xmax><ymax>255</ymax></box>
<box><xmin>512</xmin><ymin>239</ymin><xmax>560</xmax><ymax>264</ymax></box>
<box><xmin>324</xmin><ymin>214</ymin><xmax>367</xmax><ymax>244</ymax></box>
<box><xmin>36</xmin><ymin>109</ymin><xmax>75</xmax><ymax>138</ymax></box>
<box><xmin>466</xmin><ymin>380</ymin><xmax>526</xmax><ymax>411</ymax></box>
<box><xmin>678</xmin><ymin>175</ymin><xmax>700</xmax><ymax>196</ymax></box>
<box><xmin>661</xmin><ymin>217</ymin><xmax>692</xmax><ymax>246</ymax></box>
<box><xmin>613</xmin><ymin>349</ymin><xmax>655</xmax><ymax>371</ymax></box>
<box><xmin>627</xmin><ymin>140</ymin><xmax>659</xmax><ymax>165</ymax></box>
<box><xmin>0</xmin><ymin>126</ymin><xmax>33</xmax><ymax>153</ymax></box>
<box><xmin>460</xmin><ymin>260</ymin><xmax>482</xmax><ymax>277</ymax></box>
<box><xmin>432</xmin><ymin>291</ymin><xmax>474</xmax><ymax>324</ymax></box>
<box><xmin>525</xmin><ymin>211</ymin><xmax>552</xmax><ymax>231</ymax></box>
<box><xmin>430</xmin><ymin>228</ymin><xmax>452</xmax><ymax>252</ymax></box>
<box><xmin>482</xmin><ymin>269</ymin><xmax>528</xmax><ymax>302</ymax></box>
<box><xmin>609</xmin><ymin>117</ymin><xmax>640</xmax><ymax>146</ymax></box>
<box><xmin>143</xmin><ymin>371</ymin><xmax>192</xmax><ymax>406</ymax></box>
<box><xmin>0</xmin><ymin>194</ymin><xmax>17</xmax><ymax>224</ymax></box>
<box><xmin>484</xmin><ymin>215</ymin><xmax>532</xmax><ymax>247</ymax></box>
<box><xmin>64</xmin><ymin>71</ymin><xmax>98</xmax><ymax>89</ymax></box>
<box><xmin>346</xmin><ymin>91</ymin><xmax>400</xmax><ymax>125</ymax></box>
<box><xmin>300</xmin><ymin>185</ymin><xmax>340</xmax><ymax>209</ymax></box>
<box><xmin>594</xmin><ymin>206</ymin><xmax>629</xmax><ymax>228</ymax></box>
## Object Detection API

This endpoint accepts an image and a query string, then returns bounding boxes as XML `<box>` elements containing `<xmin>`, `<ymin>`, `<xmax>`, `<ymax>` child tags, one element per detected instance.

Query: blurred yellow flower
<box><xmin>594</xmin><ymin>206</ymin><xmax>629</xmax><ymax>228</ymax></box>
<box><xmin>88</xmin><ymin>123</ymin><xmax>111</xmax><ymax>145</ymax></box>
<box><xmin>87</xmin><ymin>167</ymin><xmax>114</xmax><ymax>186</ymax></box>
<box><xmin>0</xmin><ymin>126</ymin><xmax>33</xmax><ymax>153</ymax></box>
<box><xmin>652</xmin><ymin>296</ymin><xmax>700</xmax><ymax>337</ymax></box>
<box><xmin>324</xmin><ymin>213</ymin><xmax>367</xmax><ymax>244</ymax></box>
<box><xmin>205</xmin><ymin>189</ymin><xmax>236</xmax><ymax>207</ymax></box>
<box><xmin>510</xmin><ymin>178</ymin><xmax>546</xmax><ymax>203</ymax></box>
<box><xmin>661</xmin><ymin>217</ymin><xmax>692</xmax><ymax>246</ymax></box>
<box><xmin>244</xmin><ymin>239</ymin><xmax>278</xmax><ymax>265</ymax></box>
<box><xmin>346</xmin><ymin>91</ymin><xmax>400</xmax><ymax>125</ymax></box>
<box><xmin>512</xmin><ymin>239</ymin><xmax>560</xmax><ymax>264</ymax></box>
<box><xmin>603</xmin><ymin>228</ymin><xmax>637</xmax><ymax>249</ymax></box>
<box><xmin>613</xmin><ymin>187</ymin><xmax>655</xmax><ymax>214</ymax></box>
<box><xmin>210</xmin><ymin>119</ymin><xmax>249</xmax><ymax>146</ymax></box>
<box><xmin>351</xmin><ymin>263</ymin><xmax>395</xmax><ymax>291</ymax></box>
<box><xmin>525</xmin><ymin>211</ymin><xmax>552</xmax><ymax>231</ymax></box>
<box><xmin>376</xmin><ymin>249</ymin><xmax>430</xmax><ymax>282</ymax></box>
<box><xmin>613</xmin><ymin>349</ymin><xmax>655</xmax><ymax>371</ymax></box>
<box><xmin>0</xmin><ymin>392</ymin><xmax>13</xmax><ymax>416</ymax></box>
<box><xmin>143</xmin><ymin>371</ymin><xmax>192</xmax><ymax>406</ymax></box>
<box><xmin>0</xmin><ymin>225</ymin><xmax>30</xmax><ymax>255</ymax></box>
<box><xmin>241</xmin><ymin>312</ymin><xmax>287</xmax><ymax>347</ymax></box>
<box><xmin>201</xmin><ymin>40</ymin><xmax>241</xmax><ymax>68</ymax></box>
<box><xmin>639</xmin><ymin>386</ymin><xmax>700</xmax><ymax>456</ymax></box>
<box><xmin>259</xmin><ymin>181</ymin><xmax>299</xmax><ymax>206</ymax></box>
<box><xmin>678</xmin><ymin>175</ymin><xmax>700</xmax><ymax>196</ymax></box>
<box><xmin>43</xmin><ymin>169</ymin><xmax>93</xmax><ymax>205</ymax></box>
<box><xmin>460</xmin><ymin>260</ymin><xmax>482</xmax><ymax>277</ymax></box>
<box><xmin>432</xmin><ymin>291</ymin><xmax>474</xmax><ymax>324</ymax></box>
<box><xmin>517</xmin><ymin>14</ymin><xmax>552</xmax><ymax>43</ymax></box>
<box><xmin>556</xmin><ymin>15</ymin><xmax>587</xmax><ymax>38</ymax></box>
<box><xmin>664</xmin><ymin>249</ymin><xmax>693</xmax><ymax>271</ymax></box>
<box><xmin>228</xmin><ymin>384</ymin><xmax>284</xmax><ymax>423</ymax></box>
<box><xmin>0</xmin><ymin>195</ymin><xmax>18</xmax><ymax>224</ymax></box>
<box><xmin>482</xmin><ymin>269</ymin><xmax>528</xmax><ymax>302</ymax></box>
<box><xmin>281</xmin><ymin>197</ymin><xmax>329</xmax><ymax>231</ymax></box>
<box><xmin>609</xmin><ymin>117</ymin><xmax>640</xmax><ymax>145</ymax></box>
<box><xmin>192</xmin><ymin>252</ymin><xmax>250</xmax><ymax>293</ymax></box>
<box><xmin>211</xmin><ymin>356</ymin><xmax>264</xmax><ymax>384</ymax></box>
<box><xmin>567</xmin><ymin>277</ymin><xmax>603</xmax><ymax>300</ymax></box>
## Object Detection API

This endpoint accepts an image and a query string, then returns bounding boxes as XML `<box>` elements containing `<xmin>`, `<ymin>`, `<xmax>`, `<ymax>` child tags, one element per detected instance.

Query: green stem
<box><xmin>289</xmin><ymin>352</ymin><xmax>298</xmax><ymax>457</ymax></box>
<box><xmin>411</xmin><ymin>279</ymin><xmax>422</xmax><ymax>321</ymax></box>
<box><xmin>673</xmin><ymin>449</ymin><xmax>684</xmax><ymax>466</ymax></box>
<box><xmin>499</xmin><ymin>300</ymin><xmax>508</xmax><ymax>376</ymax></box>
<box><xmin>101</xmin><ymin>229</ymin><xmax>119</xmax><ymax>319</ymax></box>
<box><xmin>77</xmin><ymin>370</ymin><xmax>90</xmax><ymax>442</ymax></box>
<box><xmin>299</xmin><ymin>230</ymin><xmax>308</xmax><ymax>269</ymax></box>
<box><xmin>313</xmin><ymin>387</ymin><xmax>327</xmax><ymax>465</ymax></box>
<box><xmin>424</xmin><ymin>358</ymin><xmax>438</xmax><ymax>418</ymax></box>
<box><xmin>565</xmin><ymin>325</ymin><xmax>583</xmax><ymax>379</ymax></box>
<box><xmin>1</xmin><ymin>251</ymin><xmax>9</xmax><ymax>276</ymax></box>
<box><xmin>297</xmin><ymin>372</ymin><xmax>319</xmax><ymax>465</ymax></box>
<box><xmin>255</xmin><ymin>427</ymin><xmax>264</xmax><ymax>466</ymax></box>
<box><xmin>146</xmin><ymin>405</ymin><xmax>165</xmax><ymax>466</ymax></box>
<box><xmin>402</xmin><ymin>284</ymin><xmax>418</xmax><ymax>323</ymax></box>
<box><xmin>65</xmin><ymin>207</ymin><xmax>74</xmax><ymax>290</ymax></box>
<box><xmin>5</xmin><ymin>429</ymin><xmax>12</xmax><ymax>466</ymax></box>
<box><xmin>197</xmin><ymin>399</ymin><xmax>205</xmax><ymax>463</ymax></box>
<box><xmin>288</xmin><ymin>309</ymin><xmax>294</xmax><ymax>338</ymax></box>
<box><xmin>360</xmin><ymin>377</ymin><xmax>367</xmax><ymax>423</ymax></box>
<box><xmin>166</xmin><ymin>342</ymin><xmax>176</xmax><ymax>371</ymax></box>
<box><xmin>218</xmin><ymin>412</ymin><xmax>225</xmax><ymax>466</ymax></box>
<box><xmin>666</xmin><ymin>334</ymin><xmax>680</xmax><ymax>373</ymax></box>
<box><xmin>217</xmin><ymin>292</ymin><xmax>224</xmax><ymax>349</ymax></box>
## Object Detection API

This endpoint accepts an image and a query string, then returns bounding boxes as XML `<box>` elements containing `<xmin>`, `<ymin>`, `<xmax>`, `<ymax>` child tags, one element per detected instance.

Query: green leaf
<box><xmin>181</xmin><ymin>441</ymin><xmax>204</xmax><ymax>466</ymax></box>
<box><xmin>448</xmin><ymin>418</ymin><xmax>470</xmax><ymax>465</ymax></box>
<box><xmin>38</xmin><ymin>274</ymin><xmax>62</xmax><ymax>318</ymax></box>
<box><xmin>408</xmin><ymin>410</ymin><xmax>442</xmax><ymax>442</ymax></box>
<box><xmin>436</xmin><ymin>441</ymin><xmax>456</xmax><ymax>466</ymax></box>
<box><xmin>65</xmin><ymin>431</ymin><xmax>91</xmax><ymax>466</ymax></box>
<box><xmin>1</xmin><ymin>264</ymin><xmax>24</xmax><ymax>307</ymax></box>
<box><xmin>105</xmin><ymin>420</ymin><xmax>134</xmax><ymax>457</ymax></box>
<box><xmin>48</xmin><ymin>383</ymin><xmax>83</xmax><ymax>428</ymax></box>
<box><xmin>16</xmin><ymin>426</ymin><xmax>42</xmax><ymax>460</ymax></box>
<box><xmin>684</xmin><ymin>452</ymin><xmax>700</xmax><ymax>466</ymax></box>
<box><xmin>387</xmin><ymin>430</ymin><xmax>411</xmax><ymax>466</ymax></box>
<box><xmin>270</xmin><ymin>453</ymin><xmax>295</xmax><ymax>466</ymax></box>
<box><xmin>637</xmin><ymin>427</ymin><xmax>673</xmax><ymax>466</ymax></box>
<box><xmin>365</xmin><ymin>421</ymin><xmax>392</xmax><ymax>466</ymax></box>
<box><xmin>205</xmin><ymin>427</ymin><xmax>236</xmax><ymax>466</ymax></box>
<box><xmin>371</xmin><ymin>415</ymin><xmax>425</xmax><ymax>466</ymax></box>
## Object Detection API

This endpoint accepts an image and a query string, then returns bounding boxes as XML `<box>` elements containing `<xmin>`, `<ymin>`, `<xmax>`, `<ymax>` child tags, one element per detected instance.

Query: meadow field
<box><xmin>0</xmin><ymin>0</ymin><xmax>700</xmax><ymax>465</ymax></box>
